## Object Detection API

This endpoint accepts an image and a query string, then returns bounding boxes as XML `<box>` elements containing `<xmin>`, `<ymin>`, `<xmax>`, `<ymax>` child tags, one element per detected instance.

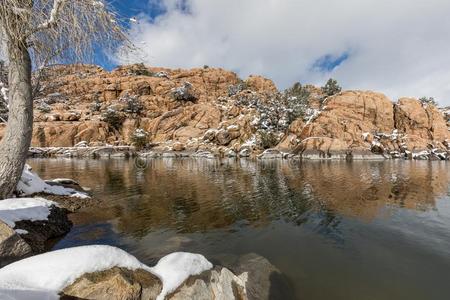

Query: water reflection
<box><xmin>29</xmin><ymin>159</ymin><xmax>450</xmax><ymax>236</ymax></box>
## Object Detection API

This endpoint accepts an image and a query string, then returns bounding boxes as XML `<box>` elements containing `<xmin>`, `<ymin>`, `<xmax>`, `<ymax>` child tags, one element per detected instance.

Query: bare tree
<box><xmin>0</xmin><ymin>0</ymin><xmax>128</xmax><ymax>198</ymax></box>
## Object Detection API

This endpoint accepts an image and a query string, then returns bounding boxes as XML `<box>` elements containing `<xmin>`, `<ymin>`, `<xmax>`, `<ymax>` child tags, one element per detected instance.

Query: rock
<box><xmin>296</xmin><ymin>137</ymin><xmax>349</xmax><ymax>159</ymax></box>
<box><xmin>62</xmin><ymin>267</ymin><xmax>162</xmax><ymax>300</ymax></box>
<box><xmin>172</xmin><ymin>142</ymin><xmax>185</xmax><ymax>152</ymax></box>
<box><xmin>395</xmin><ymin>98</ymin><xmax>449</xmax><ymax>150</ymax></box>
<box><xmin>1</xmin><ymin>64</ymin><xmax>448</xmax><ymax>160</ymax></box>
<box><xmin>0</xmin><ymin>220</ymin><xmax>32</xmax><ymax>267</ymax></box>
<box><xmin>258</xmin><ymin>148</ymin><xmax>283</xmax><ymax>159</ymax></box>
<box><xmin>215</xmin><ymin>253</ymin><xmax>295</xmax><ymax>300</ymax></box>
<box><xmin>168</xmin><ymin>266</ymin><xmax>247</xmax><ymax>300</ymax></box>
<box><xmin>13</xmin><ymin>205</ymin><xmax>72</xmax><ymax>253</ymax></box>
<box><xmin>239</xmin><ymin>148</ymin><xmax>250</xmax><ymax>157</ymax></box>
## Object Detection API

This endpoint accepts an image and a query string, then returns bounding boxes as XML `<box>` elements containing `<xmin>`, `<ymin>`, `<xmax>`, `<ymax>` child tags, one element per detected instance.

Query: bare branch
<box><xmin>35</xmin><ymin>0</ymin><xmax>66</xmax><ymax>31</ymax></box>
<box><xmin>0</xmin><ymin>0</ymin><xmax>131</xmax><ymax>68</ymax></box>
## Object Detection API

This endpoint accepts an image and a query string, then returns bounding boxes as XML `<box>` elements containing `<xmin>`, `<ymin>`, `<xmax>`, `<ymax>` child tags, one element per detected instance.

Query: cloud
<box><xmin>115</xmin><ymin>0</ymin><xmax>450</xmax><ymax>105</ymax></box>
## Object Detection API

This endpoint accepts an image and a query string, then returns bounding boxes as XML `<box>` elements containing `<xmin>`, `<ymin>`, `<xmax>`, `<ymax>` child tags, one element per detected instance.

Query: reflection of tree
<box><xmin>27</xmin><ymin>159</ymin><xmax>450</xmax><ymax>239</ymax></box>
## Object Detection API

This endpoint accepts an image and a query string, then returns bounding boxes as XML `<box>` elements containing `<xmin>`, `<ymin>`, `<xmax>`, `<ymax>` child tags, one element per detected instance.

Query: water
<box><xmin>28</xmin><ymin>158</ymin><xmax>450</xmax><ymax>300</ymax></box>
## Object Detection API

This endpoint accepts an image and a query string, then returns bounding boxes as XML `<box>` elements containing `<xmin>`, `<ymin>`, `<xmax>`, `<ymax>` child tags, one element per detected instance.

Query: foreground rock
<box><xmin>0</xmin><ymin>246</ymin><xmax>212</xmax><ymax>300</ymax></box>
<box><xmin>62</xmin><ymin>267</ymin><xmax>162</xmax><ymax>300</ymax></box>
<box><xmin>168</xmin><ymin>266</ymin><xmax>247</xmax><ymax>300</ymax></box>
<box><xmin>14</xmin><ymin>205</ymin><xmax>72</xmax><ymax>253</ymax></box>
<box><xmin>0</xmin><ymin>220</ymin><xmax>32</xmax><ymax>267</ymax></box>
<box><xmin>0</xmin><ymin>198</ymin><xmax>72</xmax><ymax>260</ymax></box>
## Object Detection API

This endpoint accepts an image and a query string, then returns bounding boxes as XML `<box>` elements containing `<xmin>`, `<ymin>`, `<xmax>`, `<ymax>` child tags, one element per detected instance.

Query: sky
<box><xmin>106</xmin><ymin>0</ymin><xmax>450</xmax><ymax>105</ymax></box>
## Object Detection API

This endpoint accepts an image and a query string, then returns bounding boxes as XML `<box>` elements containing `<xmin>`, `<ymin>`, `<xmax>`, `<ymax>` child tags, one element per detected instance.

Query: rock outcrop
<box><xmin>1</xmin><ymin>64</ymin><xmax>448</xmax><ymax>160</ymax></box>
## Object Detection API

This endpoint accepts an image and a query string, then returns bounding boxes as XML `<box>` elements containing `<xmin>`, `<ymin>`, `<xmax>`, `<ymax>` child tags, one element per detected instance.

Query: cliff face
<box><xmin>0</xmin><ymin>64</ymin><xmax>448</xmax><ymax>159</ymax></box>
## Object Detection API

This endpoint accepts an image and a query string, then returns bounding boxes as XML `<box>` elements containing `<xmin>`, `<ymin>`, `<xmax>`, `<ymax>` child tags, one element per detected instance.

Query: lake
<box><xmin>28</xmin><ymin>158</ymin><xmax>450</xmax><ymax>300</ymax></box>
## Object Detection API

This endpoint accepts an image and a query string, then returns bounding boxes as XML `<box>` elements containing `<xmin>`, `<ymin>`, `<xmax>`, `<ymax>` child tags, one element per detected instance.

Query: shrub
<box><xmin>258</xmin><ymin>130</ymin><xmax>279</xmax><ymax>149</ymax></box>
<box><xmin>90</xmin><ymin>99</ymin><xmax>102</xmax><ymax>112</ymax></box>
<box><xmin>321</xmin><ymin>78</ymin><xmax>342</xmax><ymax>97</ymax></box>
<box><xmin>419</xmin><ymin>96</ymin><xmax>437</xmax><ymax>106</ymax></box>
<box><xmin>102</xmin><ymin>107</ymin><xmax>126</xmax><ymax>129</ymax></box>
<box><xmin>131</xmin><ymin>128</ymin><xmax>149</xmax><ymax>150</ymax></box>
<box><xmin>120</xmin><ymin>93</ymin><xmax>144</xmax><ymax>115</ymax></box>
<box><xmin>228</xmin><ymin>80</ymin><xmax>248</xmax><ymax>97</ymax></box>
<box><xmin>129</xmin><ymin>63</ymin><xmax>154</xmax><ymax>77</ymax></box>
<box><xmin>284</xmin><ymin>82</ymin><xmax>311</xmax><ymax>122</ymax></box>
<box><xmin>89</xmin><ymin>92</ymin><xmax>102</xmax><ymax>112</ymax></box>
<box><xmin>171</xmin><ymin>82</ymin><xmax>197</xmax><ymax>102</ymax></box>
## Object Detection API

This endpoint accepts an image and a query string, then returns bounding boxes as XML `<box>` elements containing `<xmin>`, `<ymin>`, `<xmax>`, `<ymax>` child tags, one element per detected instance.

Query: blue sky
<box><xmin>95</xmin><ymin>1</ymin><xmax>164</xmax><ymax>69</ymax></box>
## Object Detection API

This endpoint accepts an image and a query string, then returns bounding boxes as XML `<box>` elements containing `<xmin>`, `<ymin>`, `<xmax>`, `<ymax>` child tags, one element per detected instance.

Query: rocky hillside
<box><xmin>0</xmin><ymin>63</ymin><xmax>449</xmax><ymax>159</ymax></box>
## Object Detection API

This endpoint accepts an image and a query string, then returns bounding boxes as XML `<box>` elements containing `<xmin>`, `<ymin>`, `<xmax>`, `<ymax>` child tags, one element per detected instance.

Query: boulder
<box><xmin>169</xmin><ymin>253</ymin><xmax>294</xmax><ymax>300</ymax></box>
<box><xmin>172</xmin><ymin>142</ymin><xmax>185</xmax><ymax>152</ymax></box>
<box><xmin>299</xmin><ymin>91</ymin><xmax>395</xmax><ymax>151</ymax></box>
<box><xmin>62</xmin><ymin>267</ymin><xmax>162</xmax><ymax>300</ymax></box>
<box><xmin>0</xmin><ymin>220</ymin><xmax>32</xmax><ymax>267</ymax></box>
<box><xmin>230</xmin><ymin>253</ymin><xmax>295</xmax><ymax>300</ymax></box>
<box><xmin>168</xmin><ymin>266</ymin><xmax>247</xmax><ymax>300</ymax></box>
<box><xmin>14</xmin><ymin>205</ymin><xmax>72</xmax><ymax>253</ymax></box>
<box><xmin>394</xmin><ymin>98</ymin><xmax>450</xmax><ymax>150</ymax></box>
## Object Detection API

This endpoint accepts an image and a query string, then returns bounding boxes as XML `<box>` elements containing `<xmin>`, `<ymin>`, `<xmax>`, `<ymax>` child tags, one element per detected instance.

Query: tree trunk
<box><xmin>0</xmin><ymin>43</ymin><xmax>33</xmax><ymax>199</ymax></box>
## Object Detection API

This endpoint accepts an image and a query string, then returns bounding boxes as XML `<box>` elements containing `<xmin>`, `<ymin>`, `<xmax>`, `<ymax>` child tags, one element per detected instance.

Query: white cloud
<box><xmin>116</xmin><ymin>0</ymin><xmax>450</xmax><ymax>105</ymax></box>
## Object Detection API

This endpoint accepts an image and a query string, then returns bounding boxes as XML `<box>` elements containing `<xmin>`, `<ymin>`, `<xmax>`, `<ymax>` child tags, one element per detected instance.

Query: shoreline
<box><xmin>28</xmin><ymin>146</ymin><xmax>450</xmax><ymax>161</ymax></box>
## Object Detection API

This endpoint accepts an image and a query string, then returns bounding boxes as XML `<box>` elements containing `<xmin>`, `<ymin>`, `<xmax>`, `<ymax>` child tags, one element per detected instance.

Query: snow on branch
<box><xmin>36</xmin><ymin>0</ymin><xmax>67</xmax><ymax>31</ymax></box>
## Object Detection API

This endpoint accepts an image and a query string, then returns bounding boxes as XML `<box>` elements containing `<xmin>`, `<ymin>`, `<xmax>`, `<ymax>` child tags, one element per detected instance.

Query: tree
<box><xmin>419</xmin><ymin>96</ymin><xmax>438</xmax><ymax>106</ymax></box>
<box><xmin>0</xmin><ymin>0</ymin><xmax>128</xmax><ymax>198</ymax></box>
<box><xmin>322</xmin><ymin>78</ymin><xmax>342</xmax><ymax>97</ymax></box>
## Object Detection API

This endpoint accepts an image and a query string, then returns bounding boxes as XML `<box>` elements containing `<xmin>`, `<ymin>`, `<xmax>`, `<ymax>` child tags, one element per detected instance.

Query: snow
<box><xmin>0</xmin><ymin>197</ymin><xmax>56</xmax><ymax>228</ymax></box>
<box><xmin>305</xmin><ymin>109</ymin><xmax>320</xmax><ymax>126</ymax></box>
<box><xmin>0</xmin><ymin>246</ymin><xmax>213</xmax><ymax>300</ymax></box>
<box><xmin>227</xmin><ymin>124</ymin><xmax>239</xmax><ymax>131</ymax></box>
<box><xmin>362</xmin><ymin>132</ymin><xmax>370</xmax><ymax>141</ymax></box>
<box><xmin>14</xmin><ymin>229</ymin><xmax>28</xmax><ymax>235</ymax></box>
<box><xmin>16</xmin><ymin>165</ymin><xmax>89</xmax><ymax>199</ymax></box>
<box><xmin>0</xmin><ymin>245</ymin><xmax>147</xmax><ymax>300</ymax></box>
<box><xmin>150</xmin><ymin>252</ymin><xmax>213</xmax><ymax>300</ymax></box>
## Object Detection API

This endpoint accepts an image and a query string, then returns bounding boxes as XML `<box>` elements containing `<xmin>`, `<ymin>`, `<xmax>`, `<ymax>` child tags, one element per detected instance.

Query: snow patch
<box><xmin>150</xmin><ymin>252</ymin><xmax>213</xmax><ymax>300</ymax></box>
<box><xmin>0</xmin><ymin>197</ymin><xmax>56</xmax><ymax>228</ymax></box>
<box><xmin>16</xmin><ymin>165</ymin><xmax>89</xmax><ymax>199</ymax></box>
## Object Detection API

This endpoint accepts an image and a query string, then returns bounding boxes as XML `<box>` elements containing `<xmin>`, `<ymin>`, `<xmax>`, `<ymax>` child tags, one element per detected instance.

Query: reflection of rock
<box><xmin>0</xmin><ymin>220</ymin><xmax>32</xmax><ymax>267</ymax></box>
<box><xmin>62</xmin><ymin>267</ymin><xmax>162</xmax><ymax>300</ymax></box>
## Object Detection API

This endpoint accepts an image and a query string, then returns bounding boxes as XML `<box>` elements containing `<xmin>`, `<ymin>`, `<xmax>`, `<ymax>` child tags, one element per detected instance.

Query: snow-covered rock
<box><xmin>16</xmin><ymin>164</ymin><xmax>89</xmax><ymax>199</ymax></box>
<box><xmin>0</xmin><ymin>246</ymin><xmax>213</xmax><ymax>300</ymax></box>
<box><xmin>0</xmin><ymin>198</ymin><xmax>56</xmax><ymax>228</ymax></box>
<box><xmin>0</xmin><ymin>197</ymin><xmax>72</xmax><ymax>254</ymax></box>
<box><xmin>150</xmin><ymin>252</ymin><xmax>213</xmax><ymax>300</ymax></box>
